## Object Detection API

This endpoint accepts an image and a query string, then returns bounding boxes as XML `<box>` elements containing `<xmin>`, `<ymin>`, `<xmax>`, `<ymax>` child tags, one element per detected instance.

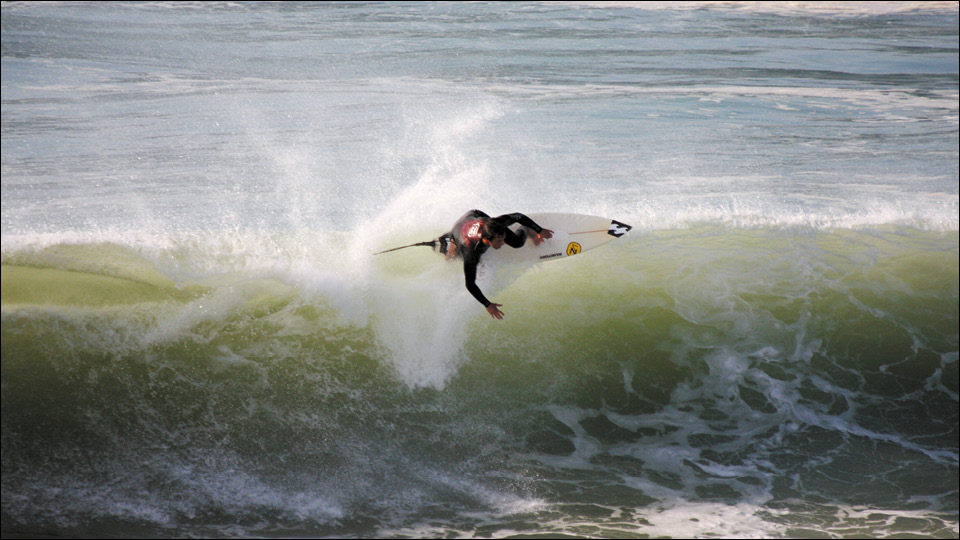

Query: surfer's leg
<box><xmin>438</xmin><ymin>234</ymin><xmax>458</xmax><ymax>260</ymax></box>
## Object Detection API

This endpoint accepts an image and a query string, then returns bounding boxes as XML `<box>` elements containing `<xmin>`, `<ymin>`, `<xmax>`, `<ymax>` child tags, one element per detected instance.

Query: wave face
<box><xmin>2</xmin><ymin>1</ymin><xmax>958</xmax><ymax>538</ymax></box>
<box><xmin>3</xmin><ymin>226</ymin><xmax>957</xmax><ymax>538</ymax></box>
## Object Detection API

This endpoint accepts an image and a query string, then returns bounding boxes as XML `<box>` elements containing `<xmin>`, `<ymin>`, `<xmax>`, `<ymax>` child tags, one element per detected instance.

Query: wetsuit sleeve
<box><xmin>494</xmin><ymin>213</ymin><xmax>544</xmax><ymax>233</ymax></box>
<box><xmin>494</xmin><ymin>213</ymin><xmax>544</xmax><ymax>249</ymax></box>
<box><xmin>463</xmin><ymin>255</ymin><xmax>492</xmax><ymax>307</ymax></box>
<box><xmin>503</xmin><ymin>228</ymin><xmax>527</xmax><ymax>249</ymax></box>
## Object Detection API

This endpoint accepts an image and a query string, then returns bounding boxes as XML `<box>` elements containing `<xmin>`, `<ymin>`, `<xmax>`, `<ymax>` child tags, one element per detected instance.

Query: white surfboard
<box><xmin>375</xmin><ymin>213</ymin><xmax>632</xmax><ymax>264</ymax></box>
<box><xmin>481</xmin><ymin>213</ymin><xmax>632</xmax><ymax>263</ymax></box>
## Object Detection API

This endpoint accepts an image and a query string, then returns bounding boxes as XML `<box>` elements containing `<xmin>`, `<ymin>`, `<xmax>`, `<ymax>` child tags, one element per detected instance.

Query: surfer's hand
<box><xmin>532</xmin><ymin>229</ymin><xmax>554</xmax><ymax>246</ymax></box>
<box><xmin>486</xmin><ymin>303</ymin><xmax>505</xmax><ymax>320</ymax></box>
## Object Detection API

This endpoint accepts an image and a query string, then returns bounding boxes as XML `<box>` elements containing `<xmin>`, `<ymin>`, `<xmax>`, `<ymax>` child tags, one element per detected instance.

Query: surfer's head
<box><xmin>480</xmin><ymin>219</ymin><xmax>507</xmax><ymax>249</ymax></box>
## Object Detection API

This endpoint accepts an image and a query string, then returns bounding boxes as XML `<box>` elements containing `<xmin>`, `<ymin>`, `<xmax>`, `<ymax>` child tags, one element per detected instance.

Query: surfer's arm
<box><xmin>464</xmin><ymin>255</ymin><xmax>504</xmax><ymax>319</ymax></box>
<box><xmin>495</xmin><ymin>213</ymin><xmax>554</xmax><ymax>248</ymax></box>
<box><xmin>463</xmin><ymin>257</ymin><xmax>493</xmax><ymax>308</ymax></box>
<box><xmin>465</xmin><ymin>261</ymin><xmax>503</xmax><ymax>319</ymax></box>
<box><xmin>495</xmin><ymin>213</ymin><xmax>543</xmax><ymax>233</ymax></box>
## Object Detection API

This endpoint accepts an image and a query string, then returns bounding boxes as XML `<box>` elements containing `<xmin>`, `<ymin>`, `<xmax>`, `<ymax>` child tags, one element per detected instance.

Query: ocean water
<box><xmin>2</xmin><ymin>1</ymin><xmax>958</xmax><ymax>538</ymax></box>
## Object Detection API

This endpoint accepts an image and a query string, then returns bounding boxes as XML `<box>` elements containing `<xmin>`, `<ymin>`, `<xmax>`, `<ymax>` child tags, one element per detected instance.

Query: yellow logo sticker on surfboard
<box><xmin>566</xmin><ymin>242</ymin><xmax>582</xmax><ymax>256</ymax></box>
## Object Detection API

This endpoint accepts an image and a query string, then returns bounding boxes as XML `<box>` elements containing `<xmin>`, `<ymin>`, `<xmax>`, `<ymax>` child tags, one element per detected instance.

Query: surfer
<box><xmin>439</xmin><ymin>210</ymin><xmax>553</xmax><ymax>320</ymax></box>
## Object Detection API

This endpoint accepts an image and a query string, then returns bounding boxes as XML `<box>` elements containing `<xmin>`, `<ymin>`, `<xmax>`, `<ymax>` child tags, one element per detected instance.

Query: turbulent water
<box><xmin>2</xmin><ymin>2</ymin><xmax>958</xmax><ymax>538</ymax></box>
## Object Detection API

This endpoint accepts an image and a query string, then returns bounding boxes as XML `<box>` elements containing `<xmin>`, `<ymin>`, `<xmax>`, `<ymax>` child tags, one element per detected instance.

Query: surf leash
<box><xmin>373</xmin><ymin>240</ymin><xmax>437</xmax><ymax>256</ymax></box>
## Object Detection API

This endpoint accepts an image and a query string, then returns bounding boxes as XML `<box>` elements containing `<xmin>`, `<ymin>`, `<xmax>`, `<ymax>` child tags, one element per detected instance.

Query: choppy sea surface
<box><xmin>2</xmin><ymin>2</ymin><xmax>958</xmax><ymax>538</ymax></box>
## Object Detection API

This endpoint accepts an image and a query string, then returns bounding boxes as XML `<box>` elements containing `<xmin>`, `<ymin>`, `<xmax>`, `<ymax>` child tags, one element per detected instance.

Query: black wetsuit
<box><xmin>441</xmin><ymin>209</ymin><xmax>546</xmax><ymax>308</ymax></box>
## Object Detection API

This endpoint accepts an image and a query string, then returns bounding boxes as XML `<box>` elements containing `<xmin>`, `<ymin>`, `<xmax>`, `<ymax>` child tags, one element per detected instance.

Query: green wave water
<box><xmin>2</xmin><ymin>225</ymin><xmax>957</xmax><ymax>538</ymax></box>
